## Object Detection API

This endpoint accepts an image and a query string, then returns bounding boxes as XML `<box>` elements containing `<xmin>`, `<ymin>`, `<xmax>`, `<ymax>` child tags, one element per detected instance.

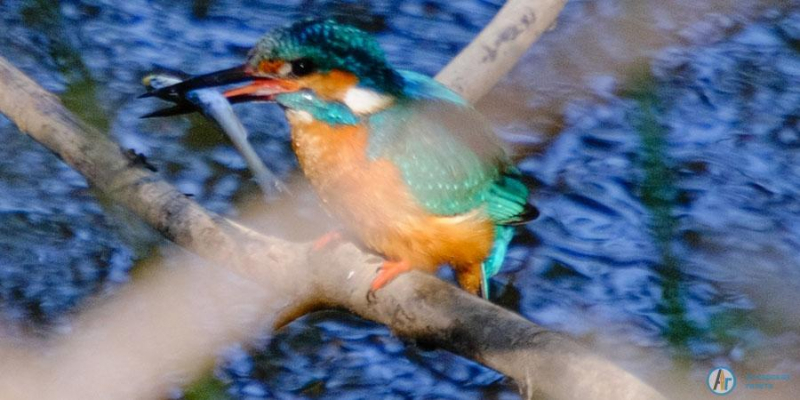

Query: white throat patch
<box><xmin>343</xmin><ymin>87</ymin><xmax>394</xmax><ymax>115</ymax></box>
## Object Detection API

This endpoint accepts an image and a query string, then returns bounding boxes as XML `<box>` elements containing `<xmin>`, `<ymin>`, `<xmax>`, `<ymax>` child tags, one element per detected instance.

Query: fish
<box><xmin>141</xmin><ymin>71</ymin><xmax>289</xmax><ymax>199</ymax></box>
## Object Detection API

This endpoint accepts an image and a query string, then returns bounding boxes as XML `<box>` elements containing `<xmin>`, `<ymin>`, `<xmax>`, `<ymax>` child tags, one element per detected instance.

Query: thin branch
<box><xmin>437</xmin><ymin>0</ymin><xmax>567</xmax><ymax>102</ymax></box>
<box><xmin>0</xmin><ymin>0</ymin><xmax>665</xmax><ymax>398</ymax></box>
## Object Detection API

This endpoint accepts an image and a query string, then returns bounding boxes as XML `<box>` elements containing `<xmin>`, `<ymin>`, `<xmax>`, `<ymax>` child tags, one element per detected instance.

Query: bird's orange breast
<box><xmin>288</xmin><ymin>111</ymin><xmax>495</xmax><ymax>273</ymax></box>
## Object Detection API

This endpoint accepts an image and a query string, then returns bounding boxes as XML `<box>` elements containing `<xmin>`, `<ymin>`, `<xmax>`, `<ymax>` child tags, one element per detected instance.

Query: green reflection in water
<box><xmin>21</xmin><ymin>0</ymin><xmax>110</xmax><ymax>132</ymax></box>
<box><xmin>184</xmin><ymin>114</ymin><xmax>228</xmax><ymax>150</ymax></box>
<box><xmin>182</xmin><ymin>373</ymin><xmax>232</xmax><ymax>400</ymax></box>
<box><xmin>19</xmin><ymin>0</ymin><xmax>165</xmax><ymax>260</ymax></box>
<box><xmin>625</xmin><ymin>70</ymin><xmax>698</xmax><ymax>354</ymax></box>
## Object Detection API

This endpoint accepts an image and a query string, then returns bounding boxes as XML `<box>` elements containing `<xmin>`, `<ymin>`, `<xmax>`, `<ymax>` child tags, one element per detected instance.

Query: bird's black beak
<box><xmin>143</xmin><ymin>64</ymin><xmax>301</xmax><ymax>102</ymax></box>
<box><xmin>141</xmin><ymin>65</ymin><xmax>252</xmax><ymax>101</ymax></box>
<box><xmin>140</xmin><ymin>64</ymin><xmax>301</xmax><ymax>118</ymax></box>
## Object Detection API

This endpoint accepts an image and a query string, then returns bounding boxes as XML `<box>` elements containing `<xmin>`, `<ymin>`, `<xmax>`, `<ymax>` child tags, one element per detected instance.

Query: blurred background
<box><xmin>0</xmin><ymin>0</ymin><xmax>799</xmax><ymax>399</ymax></box>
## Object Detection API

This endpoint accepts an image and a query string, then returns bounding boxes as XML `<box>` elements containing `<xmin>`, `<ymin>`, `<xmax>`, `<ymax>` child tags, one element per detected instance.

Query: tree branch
<box><xmin>437</xmin><ymin>0</ymin><xmax>566</xmax><ymax>103</ymax></box>
<box><xmin>0</xmin><ymin>0</ymin><xmax>665</xmax><ymax>398</ymax></box>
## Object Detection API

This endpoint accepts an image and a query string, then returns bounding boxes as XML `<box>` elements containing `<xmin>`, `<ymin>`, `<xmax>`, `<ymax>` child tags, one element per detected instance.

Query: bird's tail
<box><xmin>486</xmin><ymin>170</ymin><xmax>538</xmax><ymax>226</ymax></box>
<box><xmin>480</xmin><ymin>225</ymin><xmax>515</xmax><ymax>299</ymax></box>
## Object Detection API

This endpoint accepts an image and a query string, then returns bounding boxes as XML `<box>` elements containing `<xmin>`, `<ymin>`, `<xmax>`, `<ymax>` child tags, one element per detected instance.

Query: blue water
<box><xmin>0</xmin><ymin>0</ymin><xmax>798</xmax><ymax>398</ymax></box>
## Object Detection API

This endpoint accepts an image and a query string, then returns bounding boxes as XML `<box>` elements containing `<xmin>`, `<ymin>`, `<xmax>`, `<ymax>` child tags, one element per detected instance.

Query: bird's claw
<box><xmin>366</xmin><ymin>289</ymin><xmax>378</xmax><ymax>304</ymax></box>
<box><xmin>365</xmin><ymin>263</ymin><xmax>384</xmax><ymax>304</ymax></box>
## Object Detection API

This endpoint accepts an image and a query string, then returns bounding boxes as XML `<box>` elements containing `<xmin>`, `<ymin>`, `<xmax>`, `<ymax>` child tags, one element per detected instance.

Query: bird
<box><xmin>144</xmin><ymin>18</ymin><xmax>538</xmax><ymax>299</ymax></box>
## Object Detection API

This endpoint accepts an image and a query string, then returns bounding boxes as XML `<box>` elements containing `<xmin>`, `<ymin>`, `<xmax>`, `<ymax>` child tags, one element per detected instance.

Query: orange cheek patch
<box><xmin>258</xmin><ymin>60</ymin><xmax>286</xmax><ymax>74</ymax></box>
<box><xmin>297</xmin><ymin>70</ymin><xmax>358</xmax><ymax>101</ymax></box>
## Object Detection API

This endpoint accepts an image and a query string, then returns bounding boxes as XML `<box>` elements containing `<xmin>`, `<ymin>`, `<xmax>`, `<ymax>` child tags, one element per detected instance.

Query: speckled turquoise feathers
<box><xmin>249</xmin><ymin>19</ymin><xmax>403</xmax><ymax>94</ymax></box>
<box><xmin>368</xmin><ymin>71</ymin><xmax>535</xmax><ymax>297</ymax></box>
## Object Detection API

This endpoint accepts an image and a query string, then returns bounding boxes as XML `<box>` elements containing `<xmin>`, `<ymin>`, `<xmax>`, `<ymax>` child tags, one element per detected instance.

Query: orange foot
<box><xmin>367</xmin><ymin>259</ymin><xmax>412</xmax><ymax>302</ymax></box>
<box><xmin>311</xmin><ymin>230</ymin><xmax>343</xmax><ymax>252</ymax></box>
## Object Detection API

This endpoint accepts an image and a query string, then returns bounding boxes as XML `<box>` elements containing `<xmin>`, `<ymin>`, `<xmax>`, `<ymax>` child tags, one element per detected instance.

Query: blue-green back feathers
<box><xmin>399</xmin><ymin>71</ymin><xmax>468</xmax><ymax>105</ymax></box>
<box><xmin>369</xmin><ymin>71</ymin><xmax>535</xmax><ymax>226</ymax></box>
<box><xmin>368</xmin><ymin>102</ymin><xmax>501</xmax><ymax>216</ymax></box>
<box><xmin>368</xmin><ymin>72</ymin><xmax>537</xmax><ymax>299</ymax></box>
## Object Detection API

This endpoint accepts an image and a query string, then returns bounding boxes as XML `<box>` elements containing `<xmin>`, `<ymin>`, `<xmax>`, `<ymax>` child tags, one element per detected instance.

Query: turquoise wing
<box><xmin>367</xmin><ymin>100</ymin><xmax>504</xmax><ymax>216</ymax></box>
<box><xmin>368</xmin><ymin>71</ymin><xmax>512</xmax><ymax>217</ymax></box>
<box><xmin>367</xmin><ymin>72</ymin><xmax>537</xmax><ymax>298</ymax></box>
<box><xmin>368</xmin><ymin>71</ymin><xmax>535</xmax><ymax>223</ymax></box>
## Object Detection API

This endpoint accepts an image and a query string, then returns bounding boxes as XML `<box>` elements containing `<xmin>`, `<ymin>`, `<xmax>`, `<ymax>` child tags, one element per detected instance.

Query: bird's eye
<box><xmin>290</xmin><ymin>58</ymin><xmax>315</xmax><ymax>77</ymax></box>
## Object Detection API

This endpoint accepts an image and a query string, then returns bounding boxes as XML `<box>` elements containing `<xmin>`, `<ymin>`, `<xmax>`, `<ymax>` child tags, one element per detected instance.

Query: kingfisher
<box><xmin>145</xmin><ymin>18</ymin><xmax>538</xmax><ymax>298</ymax></box>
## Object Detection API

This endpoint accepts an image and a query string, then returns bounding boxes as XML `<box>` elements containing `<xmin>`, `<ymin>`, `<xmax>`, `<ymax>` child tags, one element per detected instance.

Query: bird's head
<box><xmin>157</xmin><ymin>19</ymin><xmax>404</xmax><ymax>115</ymax></box>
